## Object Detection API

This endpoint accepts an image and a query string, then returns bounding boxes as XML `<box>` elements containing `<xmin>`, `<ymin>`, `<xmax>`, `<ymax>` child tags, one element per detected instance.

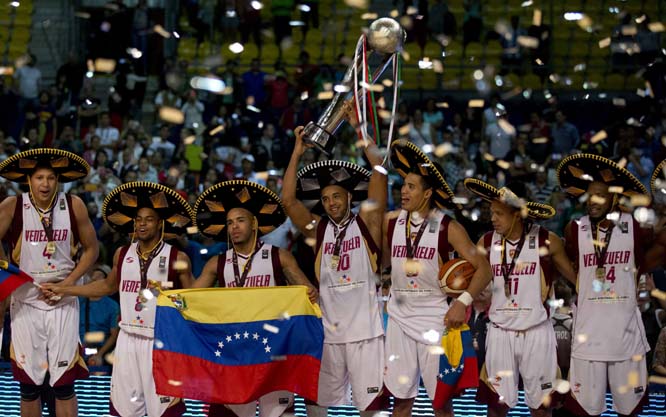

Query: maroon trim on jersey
<box><xmin>634</xmin><ymin>219</ymin><xmax>652</xmax><ymax>276</ymax></box>
<box><xmin>6</xmin><ymin>194</ymin><xmax>22</xmax><ymax>251</ymax></box>
<box><xmin>271</xmin><ymin>245</ymin><xmax>286</xmax><ymax>286</ymax></box>
<box><xmin>10</xmin><ymin>357</ymin><xmax>37</xmax><ymax>385</ymax></box>
<box><xmin>65</xmin><ymin>194</ymin><xmax>80</xmax><ymax>246</ymax></box>
<box><xmin>356</xmin><ymin>215</ymin><xmax>380</xmax><ymax>273</ymax></box>
<box><xmin>564</xmin><ymin>393</ymin><xmax>595</xmax><ymax>416</ymax></box>
<box><xmin>539</xmin><ymin>226</ymin><xmax>553</xmax><ymax>287</ymax></box>
<box><xmin>167</xmin><ymin>246</ymin><xmax>181</xmax><ymax>289</ymax></box>
<box><xmin>160</xmin><ymin>400</ymin><xmax>187</xmax><ymax>417</ymax></box>
<box><xmin>217</xmin><ymin>253</ymin><xmax>227</xmax><ymax>288</ymax></box>
<box><xmin>52</xmin><ymin>344</ymin><xmax>89</xmax><ymax>386</ymax></box>
<box><xmin>364</xmin><ymin>385</ymin><xmax>391</xmax><ymax>411</ymax></box>
<box><xmin>387</xmin><ymin>216</ymin><xmax>397</xmax><ymax>251</ymax></box>
<box><xmin>314</xmin><ymin>217</ymin><xmax>329</xmax><ymax>256</ymax></box>
<box><xmin>482</xmin><ymin>231</ymin><xmax>494</xmax><ymax>261</ymax></box>
<box><xmin>438</xmin><ymin>215</ymin><xmax>452</xmax><ymax>262</ymax></box>
<box><xmin>109</xmin><ymin>400</ymin><xmax>121</xmax><ymax>416</ymax></box>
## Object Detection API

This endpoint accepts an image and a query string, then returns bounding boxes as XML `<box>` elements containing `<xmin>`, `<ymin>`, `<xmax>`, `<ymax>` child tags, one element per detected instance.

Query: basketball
<box><xmin>439</xmin><ymin>258</ymin><xmax>475</xmax><ymax>295</ymax></box>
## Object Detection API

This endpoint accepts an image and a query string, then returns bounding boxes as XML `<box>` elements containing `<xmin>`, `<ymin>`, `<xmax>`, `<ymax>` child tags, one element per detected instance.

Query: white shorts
<box><xmin>384</xmin><ymin>318</ymin><xmax>440</xmax><ymax>403</ymax></box>
<box><xmin>10</xmin><ymin>300</ymin><xmax>87</xmax><ymax>386</ymax></box>
<box><xmin>569</xmin><ymin>356</ymin><xmax>647</xmax><ymax>416</ymax></box>
<box><xmin>223</xmin><ymin>392</ymin><xmax>294</xmax><ymax>417</ymax></box>
<box><xmin>317</xmin><ymin>336</ymin><xmax>384</xmax><ymax>410</ymax></box>
<box><xmin>110</xmin><ymin>330</ymin><xmax>185</xmax><ymax>417</ymax></box>
<box><xmin>485</xmin><ymin>321</ymin><xmax>557</xmax><ymax>409</ymax></box>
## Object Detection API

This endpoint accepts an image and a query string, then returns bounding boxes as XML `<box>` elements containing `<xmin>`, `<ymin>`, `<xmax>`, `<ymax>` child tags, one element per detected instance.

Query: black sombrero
<box><xmin>556</xmin><ymin>153</ymin><xmax>647</xmax><ymax>197</ymax></box>
<box><xmin>651</xmin><ymin>159</ymin><xmax>666</xmax><ymax>199</ymax></box>
<box><xmin>296</xmin><ymin>160</ymin><xmax>370</xmax><ymax>215</ymax></box>
<box><xmin>194</xmin><ymin>180</ymin><xmax>286</xmax><ymax>240</ymax></box>
<box><xmin>102</xmin><ymin>182</ymin><xmax>194</xmax><ymax>238</ymax></box>
<box><xmin>390</xmin><ymin>139</ymin><xmax>455</xmax><ymax>209</ymax></box>
<box><xmin>463</xmin><ymin>178</ymin><xmax>556</xmax><ymax>220</ymax></box>
<box><xmin>0</xmin><ymin>148</ymin><xmax>89</xmax><ymax>183</ymax></box>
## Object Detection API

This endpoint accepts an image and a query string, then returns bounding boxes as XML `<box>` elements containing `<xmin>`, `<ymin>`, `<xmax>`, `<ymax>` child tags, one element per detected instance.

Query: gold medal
<box><xmin>330</xmin><ymin>255</ymin><xmax>339</xmax><ymax>270</ymax></box>
<box><xmin>46</xmin><ymin>241</ymin><xmax>56</xmax><ymax>255</ymax></box>
<box><xmin>504</xmin><ymin>280</ymin><xmax>512</xmax><ymax>298</ymax></box>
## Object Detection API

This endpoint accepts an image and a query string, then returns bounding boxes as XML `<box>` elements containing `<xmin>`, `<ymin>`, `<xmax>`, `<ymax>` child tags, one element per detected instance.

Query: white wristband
<box><xmin>457</xmin><ymin>291</ymin><xmax>473</xmax><ymax>307</ymax></box>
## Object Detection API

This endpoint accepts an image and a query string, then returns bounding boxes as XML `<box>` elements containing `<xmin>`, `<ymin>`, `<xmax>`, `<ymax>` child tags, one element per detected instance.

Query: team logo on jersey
<box><xmin>159</xmin><ymin>396</ymin><xmax>171</xmax><ymax>404</ymax></box>
<box><xmin>580</xmin><ymin>224</ymin><xmax>588</xmax><ymax>231</ymax></box>
<box><xmin>339</xmin><ymin>275</ymin><xmax>352</xmax><ymax>284</ymax></box>
<box><xmin>126</xmin><ymin>257</ymin><xmax>134</xmax><ymax>263</ymax></box>
<box><xmin>23</xmin><ymin>203</ymin><xmax>30</xmax><ymax>209</ymax></box>
<box><xmin>262</xmin><ymin>249</ymin><xmax>269</xmax><ymax>259</ymax></box>
<box><xmin>573</xmin><ymin>383</ymin><xmax>581</xmax><ymax>393</ymax></box>
<box><xmin>634</xmin><ymin>386</ymin><xmax>644</xmax><ymax>394</ymax></box>
<box><xmin>278</xmin><ymin>397</ymin><xmax>291</xmax><ymax>405</ymax></box>
<box><xmin>541</xmin><ymin>382</ymin><xmax>552</xmax><ymax>390</ymax></box>
<box><xmin>367</xmin><ymin>387</ymin><xmax>379</xmax><ymax>394</ymax></box>
<box><xmin>159</xmin><ymin>256</ymin><xmax>166</xmax><ymax>270</ymax></box>
<box><xmin>407</xmin><ymin>279</ymin><xmax>419</xmax><ymax>289</ymax></box>
<box><xmin>59</xmin><ymin>199</ymin><xmax>66</xmax><ymax>210</ymax></box>
<box><xmin>398</xmin><ymin>218</ymin><xmax>406</xmax><ymax>225</ymax></box>
<box><xmin>509</xmin><ymin>249</ymin><xmax>516</xmax><ymax>257</ymax></box>
<box><xmin>529</xmin><ymin>236</ymin><xmax>536</xmax><ymax>249</ymax></box>
<box><xmin>57</xmin><ymin>360</ymin><xmax>69</xmax><ymax>368</ymax></box>
<box><xmin>620</xmin><ymin>221</ymin><xmax>628</xmax><ymax>233</ymax></box>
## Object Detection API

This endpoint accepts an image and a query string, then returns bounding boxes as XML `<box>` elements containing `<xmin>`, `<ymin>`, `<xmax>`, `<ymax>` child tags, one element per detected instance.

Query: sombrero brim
<box><xmin>557</xmin><ymin>153</ymin><xmax>648</xmax><ymax>197</ymax></box>
<box><xmin>194</xmin><ymin>180</ymin><xmax>286</xmax><ymax>240</ymax></box>
<box><xmin>102</xmin><ymin>181</ymin><xmax>194</xmax><ymax>238</ymax></box>
<box><xmin>296</xmin><ymin>160</ymin><xmax>370</xmax><ymax>215</ymax></box>
<box><xmin>463</xmin><ymin>178</ymin><xmax>556</xmax><ymax>220</ymax></box>
<box><xmin>390</xmin><ymin>139</ymin><xmax>455</xmax><ymax>210</ymax></box>
<box><xmin>0</xmin><ymin>148</ymin><xmax>89</xmax><ymax>183</ymax></box>
<box><xmin>651</xmin><ymin>159</ymin><xmax>666</xmax><ymax>198</ymax></box>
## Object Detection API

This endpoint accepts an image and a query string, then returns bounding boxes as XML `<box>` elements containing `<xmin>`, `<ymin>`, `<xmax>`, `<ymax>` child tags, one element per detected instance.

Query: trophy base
<box><xmin>302</xmin><ymin>122</ymin><xmax>336</xmax><ymax>156</ymax></box>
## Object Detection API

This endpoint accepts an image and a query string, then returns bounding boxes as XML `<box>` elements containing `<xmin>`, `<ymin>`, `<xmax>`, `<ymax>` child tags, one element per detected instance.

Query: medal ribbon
<box><xmin>500</xmin><ymin>225</ymin><xmax>529</xmax><ymax>294</ymax></box>
<box><xmin>232</xmin><ymin>241</ymin><xmax>263</xmax><ymax>288</ymax></box>
<box><xmin>591</xmin><ymin>221</ymin><xmax>614</xmax><ymax>271</ymax></box>
<box><xmin>137</xmin><ymin>241</ymin><xmax>165</xmax><ymax>290</ymax></box>
<box><xmin>405</xmin><ymin>214</ymin><xmax>429</xmax><ymax>259</ymax></box>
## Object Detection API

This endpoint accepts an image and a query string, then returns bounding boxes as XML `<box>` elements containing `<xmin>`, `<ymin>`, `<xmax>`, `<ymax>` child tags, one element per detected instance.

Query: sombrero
<box><xmin>0</xmin><ymin>148</ymin><xmax>89</xmax><ymax>183</ymax></box>
<box><xmin>296</xmin><ymin>160</ymin><xmax>370</xmax><ymax>215</ymax></box>
<box><xmin>556</xmin><ymin>153</ymin><xmax>647</xmax><ymax>197</ymax></box>
<box><xmin>463</xmin><ymin>178</ymin><xmax>555</xmax><ymax>220</ymax></box>
<box><xmin>651</xmin><ymin>159</ymin><xmax>666</xmax><ymax>199</ymax></box>
<box><xmin>390</xmin><ymin>139</ymin><xmax>455</xmax><ymax>209</ymax></box>
<box><xmin>194</xmin><ymin>180</ymin><xmax>286</xmax><ymax>240</ymax></box>
<box><xmin>102</xmin><ymin>181</ymin><xmax>194</xmax><ymax>238</ymax></box>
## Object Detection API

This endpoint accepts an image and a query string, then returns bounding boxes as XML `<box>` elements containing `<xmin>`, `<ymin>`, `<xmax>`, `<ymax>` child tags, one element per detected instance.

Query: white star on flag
<box><xmin>253</xmin><ymin>333</ymin><xmax>259</xmax><ymax>340</ymax></box>
<box><xmin>460</xmin><ymin>364</ymin><xmax>464</xmax><ymax>369</ymax></box>
<box><xmin>262</xmin><ymin>338</ymin><xmax>268</xmax><ymax>345</ymax></box>
<box><xmin>234</xmin><ymin>333</ymin><xmax>241</xmax><ymax>339</ymax></box>
<box><xmin>439</xmin><ymin>373</ymin><xmax>443</xmax><ymax>378</ymax></box>
<box><xmin>218</xmin><ymin>341</ymin><xmax>224</xmax><ymax>348</ymax></box>
<box><xmin>226</xmin><ymin>335</ymin><xmax>232</xmax><ymax>342</ymax></box>
<box><xmin>215</xmin><ymin>350</ymin><xmax>221</xmax><ymax>357</ymax></box>
<box><xmin>265</xmin><ymin>346</ymin><xmax>271</xmax><ymax>353</ymax></box>
<box><xmin>243</xmin><ymin>331</ymin><xmax>249</xmax><ymax>339</ymax></box>
<box><xmin>444</xmin><ymin>369</ymin><xmax>449</xmax><ymax>374</ymax></box>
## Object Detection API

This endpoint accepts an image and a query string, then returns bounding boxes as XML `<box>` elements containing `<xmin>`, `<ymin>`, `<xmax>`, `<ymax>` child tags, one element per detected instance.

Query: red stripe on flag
<box><xmin>0</xmin><ymin>274</ymin><xmax>33</xmax><ymax>301</ymax></box>
<box><xmin>153</xmin><ymin>350</ymin><xmax>320</xmax><ymax>404</ymax></box>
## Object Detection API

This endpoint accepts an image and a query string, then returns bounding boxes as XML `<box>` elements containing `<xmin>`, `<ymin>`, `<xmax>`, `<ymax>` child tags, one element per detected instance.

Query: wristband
<box><xmin>457</xmin><ymin>291</ymin><xmax>473</xmax><ymax>307</ymax></box>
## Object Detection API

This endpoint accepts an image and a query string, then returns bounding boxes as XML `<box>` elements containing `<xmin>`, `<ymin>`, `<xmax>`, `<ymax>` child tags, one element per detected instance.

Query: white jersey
<box><xmin>572</xmin><ymin>213</ymin><xmax>649</xmax><ymax>361</ymax></box>
<box><xmin>314</xmin><ymin>215</ymin><xmax>384</xmax><ymax>343</ymax></box>
<box><xmin>12</xmin><ymin>192</ymin><xmax>77</xmax><ymax>310</ymax></box>
<box><xmin>118</xmin><ymin>242</ymin><xmax>177</xmax><ymax>338</ymax></box>
<box><xmin>387</xmin><ymin>209</ymin><xmax>452</xmax><ymax>343</ymax></box>
<box><xmin>487</xmin><ymin>225</ymin><xmax>551</xmax><ymax>330</ymax></box>
<box><xmin>217</xmin><ymin>242</ymin><xmax>284</xmax><ymax>288</ymax></box>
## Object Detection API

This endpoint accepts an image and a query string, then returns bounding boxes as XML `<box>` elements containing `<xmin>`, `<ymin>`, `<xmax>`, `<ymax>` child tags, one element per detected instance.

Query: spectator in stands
<box><xmin>294</xmin><ymin>50</ymin><xmax>319</xmax><ymax>95</ymax></box>
<box><xmin>242</xmin><ymin>59</ymin><xmax>268</xmax><ymax>107</ymax></box>
<box><xmin>14</xmin><ymin>54</ymin><xmax>42</xmax><ymax>131</ymax></box>
<box><xmin>154</xmin><ymin>86</ymin><xmax>182</xmax><ymax>119</ymax></box>
<box><xmin>462</xmin><ymin>0</ymin><xmax>482</xmax><ymax>47</ymax></box>
<box><xmin>95</xmin><ymin>111</ymin><xmax>120</xmax><ymax>157</ymax></box>
<box><xmin>300</xmin><ymin>0</ymin><xmax>319</xmax><ymax>41</ymax></box>
<box><xmin>238</xmin><ymin>0</ymin><xmax>262</xmax><ymax>48</ymax></box>
<box><xmin>551</xmin><ymin>110</ymin><xmax>579</xmax><ymax>156</ymax></box>
<box><xmin>181</xmin><ymin>89</ymin><xmax>205</xmax><ymax>130</ymax></box>
<box><xmin>36</xmin><ymin>90</ymin><xmax>57</xmax><ymax>147</ymax></box>
<box><xmin>56</xmin><ymin>51</ymin><xmax>86</xmax><ymax>104</ymax></box>
<box><xmin>468</xmin><ymin>284</ymin><xmax>491</xmax><ymax>372</ymax></box>
<box><xmin>654</xmin><ymin>326</ymin><xmax>666</xmax><ymax>377</ymax></box>
<box><xmin>235</xmin><ymin>154</ymin><xmax>265</xmax><ymax>185</ymax></box>
<box><xmin>79</xmin><ymin>265</ymin><xmax>120</xmax><ymax>369</ymax></box>
<box><xmin>423</xmin><ymin>98</ymin><xmax>444</xmax><ymax>140</ymax></box>
<box><xmin>0</xmin><ymin>77</ymin><xmax>19</xmax><ymax>139</ymax></box>
<box><xmin>407</xmin><ymin>109</ymin><xmax>435</xmax><ymax>147</ymax></box>
<box><xmin>427</xmin><ymin>0</ymin><xmax>457</xmax><ymax>41</ymax></box>
<box><xmin>551</xmin><ymin>280</ymin><xmax>574</xmax><ymax>379</ymax></box>
<box><xmin>280</xmin><ymin>97</ymin><xmax>313</xmax><ymax>132</ymax></box>
<box><xmin>53</xmin><ymin>125</ymin><xmax>84</xmax><ymax>154</ymax></box>
<box><xmin>136</xmin><ymin>156</ymin><xmax>159</xmax><ymax>183</ymax></box>
<box><xmin>484</xmin><ymin>104</ymin><xmax>513</xmax><ymax>160</ymax></box>
<box><xmin>504</xmin><ymin>133</ymin><xmax>534</xmax><ymax>182</ymax></box>
<box><xmin>272</xmin><ymin>0</ymin><xmax>295</xmax><ymax>57</ymax></box>
<box><xmin>500</xmin><ymin>15</ymin><xmax>527</xmax><ymax>75</ymax></box>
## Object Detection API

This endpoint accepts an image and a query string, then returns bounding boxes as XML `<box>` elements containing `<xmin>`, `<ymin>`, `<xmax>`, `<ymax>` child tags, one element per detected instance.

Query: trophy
<box><xmin>302</xmin><ymin>18</ymin><xmax>405</xmax><ymax>155</ymax></box>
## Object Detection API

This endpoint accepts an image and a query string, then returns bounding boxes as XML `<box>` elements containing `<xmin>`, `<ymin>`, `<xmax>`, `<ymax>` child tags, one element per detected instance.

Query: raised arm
<box><xmin>62</xmin><ymin>195</ymin><xmax>100</xmax><ymax>286</ymax></box>
<box><xmin>445</xmin><ymin>220</ymin><xmax>493</xmax><ymax>328</ymax></box>
<box><xmin>548</xmin><ymin>231</ymin><xmax>577</xmax><ymax>286</ymax></box>
<box><xmin>358</xmin><ymin>142</ymin><xmax>388</xmax><ymax>250</ymax></box>
<box><xmin>279</xmin><ymin>248</ymin><xmax>318</xmax><ymax>303</ymax></box>
<box><xmin>280</xmin><ymin>126</ymin><xmax>321</xmax><ymax>240</ymax></box>
<box><xmin>192</xmin><ymin>256</ymin><xmax>220</xmax><ymax>288</ymax></box>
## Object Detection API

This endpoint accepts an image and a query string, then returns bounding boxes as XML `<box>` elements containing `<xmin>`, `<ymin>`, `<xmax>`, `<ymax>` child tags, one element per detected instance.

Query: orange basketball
<box><xmin>439</xmin><ymin>258</ymin><xmax>475</xmax><ymax>295</ymax></box>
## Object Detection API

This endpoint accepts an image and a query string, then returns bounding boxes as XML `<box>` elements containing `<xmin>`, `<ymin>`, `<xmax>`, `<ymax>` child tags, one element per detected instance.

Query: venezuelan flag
<box><xmin>153</xmin><ymin>286</ymin><xmax>323</xmax><ymax>404</ymax></box>
<box><xmin>0</xmin><ymin>261</ymin><xmax>34</xmax><ymax>301</ymax></box>
<box><xmin>432</xmin><ymin>325</ymin><xmax>479</xmax><ymax>408</ymax></box>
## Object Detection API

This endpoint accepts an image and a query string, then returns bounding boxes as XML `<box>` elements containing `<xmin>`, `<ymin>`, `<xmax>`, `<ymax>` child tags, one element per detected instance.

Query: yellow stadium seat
<box><xmin>604</xmin><ymin>73</ymin><xmax>625</xmax><ymax>90</ymax></box>
<box><xmin>523</xmin><ymin>73</ymin><xmax>543</xmax><ymax>89</ymax></box>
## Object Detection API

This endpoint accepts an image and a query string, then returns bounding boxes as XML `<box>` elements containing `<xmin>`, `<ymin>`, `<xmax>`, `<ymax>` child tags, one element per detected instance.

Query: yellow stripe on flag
<box><xmin>157</xmin><ymin>286</ymin><xmax>321</xmax><ymax>324</ymax></box>
<box><xmin>442</xmin><ymin>324</ymin><xmax>470</xmax><ymax>368</ymax></box>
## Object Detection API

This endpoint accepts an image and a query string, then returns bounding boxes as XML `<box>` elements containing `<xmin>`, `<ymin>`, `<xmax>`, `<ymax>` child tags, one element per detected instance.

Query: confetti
<box><xmin>532</xmin><ymin>9</ymin><xmax>542</xmax><ymax>26</ymax></box>
<box><xmin>361</xmin><ymin>12</ymin><xmax>378</xmax><ymax>20</ymax></box>
<box><xmin>576</xmin><ymin>334</ymin><xmax>588</xmax><ymax>343</ymax></box>
<box><xmin>468</xmin><ymin>99</ymin><xmax>484</xmax><ymax>108</ymax></box>
<box><xmin>263</xmin><ymin>324</ymin><xmax>279</xmax><ymax>334</ymax></box>
<box><xmin>398</xmin><ymin>375</ymin><xmax>410</xmax><ymax>385</ymax></box>
<box><xmin>317</xmin><ymin>91</ymin><xmax>334</xmax><ymax>100</ymax></box>
<box><xmin>598</xmin><ymin>37</ymin><xmax>611</xmax><ymax>49</ymax></box>
<box><xmin>344</xmin><ymin>0</ymin><xmax>368</xmax><ymax>8</ymax></box>
<box><xmin>172</xmin><ymin>260</ymin><xmax>188</xmax><ymax>271</ymax></box>
<box><xmin>168</xmin><ymin>379</ymin><xmax>183</xmax><ymax>386</ymax></box>
<box><xmin>648</xmin><ymin>22</ymin><xmax>665</xmax><ymax>32</ymax></box>
<box><xmin>153</xmin><ymin>24</ymin><xmax>171</xmax><ymax>38</ymax></box>
<box><xmin>190</xmin><ymin>76</ymin><xmax>226</xmax><ymax>93</ymax></box>
<box><xmin>84</xmin><ymin>331</ymin><xmax>105</xmax><ymax>344</ymax></box>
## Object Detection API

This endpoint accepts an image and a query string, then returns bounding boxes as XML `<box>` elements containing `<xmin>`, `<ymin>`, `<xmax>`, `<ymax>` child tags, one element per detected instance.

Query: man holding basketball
<box><xmin>384</xmin><ymin>140</ymin><xmax>492</xmax><ymax>417</ymax></box>
<box><xmin>463</xmin><ymin>179</ymin><xmax>576</xmax><ymax>417</ymax></box>
<box><xmin>559</xmin><ymin>154</ymin><xmax>652</xmax><ymax>417</ymax></box>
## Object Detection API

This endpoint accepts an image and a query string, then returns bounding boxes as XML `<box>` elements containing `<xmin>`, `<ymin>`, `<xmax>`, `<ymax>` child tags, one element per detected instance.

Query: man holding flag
<box><xmin>44</xmin><ymin>181</ymin><xmax>196</xmax><ymax>417</ymax></box>
<box><xmin>192</xmin><ymin>180</ymin><xmax>318</xmax><ymax>417</ymax></box>
<box><xmin>0</xmin><ymin>149</ymin><xmax>98</xmax><ymax>417</ymax></box>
